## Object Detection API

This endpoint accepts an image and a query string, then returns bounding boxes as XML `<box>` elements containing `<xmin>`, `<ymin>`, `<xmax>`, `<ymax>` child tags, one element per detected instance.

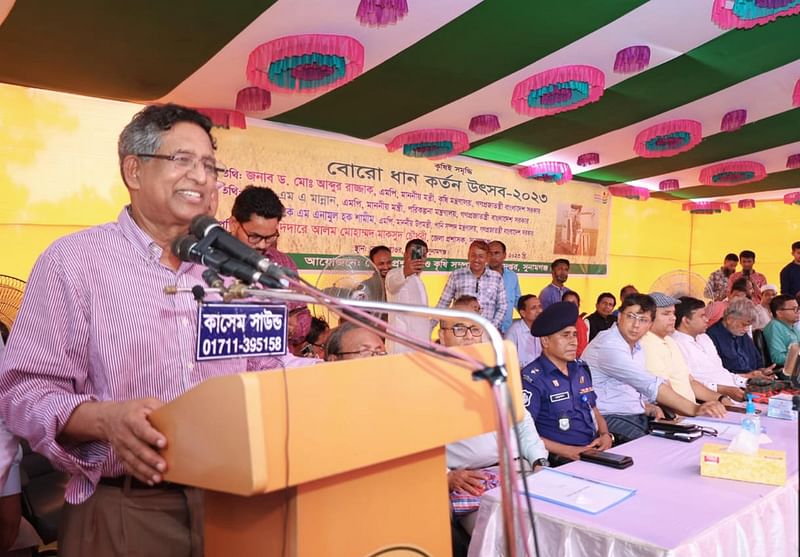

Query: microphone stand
<box><xmin>167</xmin><ymin>285</ymin><xmax>533</xmax><ymax>557</ymax></box>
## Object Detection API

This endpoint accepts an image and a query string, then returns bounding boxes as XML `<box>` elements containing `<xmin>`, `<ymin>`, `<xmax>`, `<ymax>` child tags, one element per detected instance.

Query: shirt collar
<box><xmin>610</xmin><ymin>323</ymin><xmax>642</xmax><ymax>354</ymax></box>
<box><xmin>118</xmin><ymin>205</ymin><xmax>162</xmax><ymax>261</ymax></box>
<box><xmin>672</xmin><ymin>330</ymin><xmax>697</xmax><ymax>343</ymax></box>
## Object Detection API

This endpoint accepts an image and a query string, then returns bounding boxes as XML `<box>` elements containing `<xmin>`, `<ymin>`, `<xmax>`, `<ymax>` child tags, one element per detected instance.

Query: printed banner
<box><xmin>215</xmin><ymin>124</ymin><xmax>611</xmax><ymax>274</ymax></box>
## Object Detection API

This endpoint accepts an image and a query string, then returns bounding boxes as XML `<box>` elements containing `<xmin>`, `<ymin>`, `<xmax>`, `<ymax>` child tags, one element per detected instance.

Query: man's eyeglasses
<box><xmin>136</xmin><ymin>153</ymin><xmax>227</xmax><ymax>180</ymax></box>
<box><xmin>779</xmin><ymin>305</ymin><xmax>800</xmax><ymax>313</ymax></box>
<box><xmin>240</xmin><ymin>223</ymin><xmax>280</xmax><ymax>245</ymax></box>
<box><xmin>333</xmin><ymin>348</ymin><xmax>388</xmax><ymax>358</ymax></box>
<box><xmin>622</xmin><ymin>312</ymin><xmax>652</xmax><ymax>325</ymax></box>
<box><xmin>441</xmin><ymin>325</ymin><xmax>484</xmax><ymax>338</ymax></box>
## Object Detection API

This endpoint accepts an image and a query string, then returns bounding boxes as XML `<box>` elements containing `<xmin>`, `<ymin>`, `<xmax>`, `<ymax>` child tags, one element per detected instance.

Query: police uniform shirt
<box><xmin>521</xmin><ymin>354</ymin><xmax>597</xmax><ymax>446</ymax></box>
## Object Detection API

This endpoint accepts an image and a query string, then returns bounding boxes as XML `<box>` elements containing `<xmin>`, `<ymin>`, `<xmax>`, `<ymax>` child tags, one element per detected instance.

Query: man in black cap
<box><xmin>521</xmin><ymin>302</ymin><xmax>613</xmax><ymax>465</ymax></box>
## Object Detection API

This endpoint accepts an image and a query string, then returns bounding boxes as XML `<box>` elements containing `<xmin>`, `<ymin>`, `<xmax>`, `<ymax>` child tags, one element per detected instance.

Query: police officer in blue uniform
<box><xmin>521</xmin><ymin>301</ymin><xmax>614</xmax><ymax>465</ymax></box>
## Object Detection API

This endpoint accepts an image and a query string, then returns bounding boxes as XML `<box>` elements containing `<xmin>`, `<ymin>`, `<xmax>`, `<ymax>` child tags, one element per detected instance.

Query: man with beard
<box><xmin>727</xmin><ymin>250</ymin><xmax>768</xmax><ymax>305</ymax></box>
<box><xmin>539</xmin><ymin>259</ymin><xmax>570</xmax><ymax>310</ymax></box>
<box><xmin>707</xmin><ymin>298</ymin><xmax>774</xmax><ymax>375</ymax></box>
<box><xmin>704</xmin><ymin>253</ymin><xmax>739</xmax><ymax>302</ymax></box>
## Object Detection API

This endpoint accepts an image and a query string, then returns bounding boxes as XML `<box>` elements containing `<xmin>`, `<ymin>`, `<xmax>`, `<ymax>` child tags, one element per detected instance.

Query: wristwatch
<box><xmin>600</xmin><ymin>431</ymin><xmax>615</xmax><ymax>444</ymax></box>
<box><xmin>532</xmin><ymin>458</ymin><xmax>550</xmax><ymax>468</ymax></box>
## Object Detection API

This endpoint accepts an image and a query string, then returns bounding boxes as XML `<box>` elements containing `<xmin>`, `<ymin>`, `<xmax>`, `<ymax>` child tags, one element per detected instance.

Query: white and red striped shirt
<box><xmin>0</xmin><ymin>207</ymin><xmax>312</xmax><ymax>503</ymax></box>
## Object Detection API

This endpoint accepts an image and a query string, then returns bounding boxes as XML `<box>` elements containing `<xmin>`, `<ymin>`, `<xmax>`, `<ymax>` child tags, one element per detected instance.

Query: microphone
<box><xmin>172</xmin><ymin>235</ymin><xmax>285</xmax><ymax>288</ymax></box>
<box><xmin>202</xmin><ymin>269</ymin><xmax>224</xmax><ymax>289</ymax></box>
<box><xmin>190</xmin><ymin>216</ymin><xmax>297</xmax><ymax>285</ymax></box>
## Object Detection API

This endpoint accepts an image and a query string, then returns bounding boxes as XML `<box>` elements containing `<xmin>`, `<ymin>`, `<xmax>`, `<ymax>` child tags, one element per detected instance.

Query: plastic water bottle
<box><xmin>741</xmin><ymin>394</ymin><xmax>761</xmax><ymax>438</ymax></box>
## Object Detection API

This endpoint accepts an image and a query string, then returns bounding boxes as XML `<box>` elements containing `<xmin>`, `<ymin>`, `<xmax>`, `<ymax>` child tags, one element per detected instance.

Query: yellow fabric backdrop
<box><xmin>1</xmin><ymin>83</ymin><xmax>798</xmax><ymax>318</ymax></box>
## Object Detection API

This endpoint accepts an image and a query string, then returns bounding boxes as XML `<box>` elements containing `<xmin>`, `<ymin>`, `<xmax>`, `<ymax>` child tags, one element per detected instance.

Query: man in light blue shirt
<box><xmin>582</xmin><ymin>294</ymin><xmax>726</xmax><ymax>442</ymax></box>
<box><xmin>763</xmin><ymin>294</ymin><xmax>800</xmax><ymax>368</ymax></box>
<box><xmin>538</xmin><ymin>259</ymin><xmax>571</xmax><ymax>310</ymax></box>
<box><xmin>488</xmin><ymin>241</ymin><xmax>521</xmax><ymax>334</ymax></box>
<box><xmin>504</xmin><ymin>294</ymin><xmax>542</xmax><ymax>369</ymax></box>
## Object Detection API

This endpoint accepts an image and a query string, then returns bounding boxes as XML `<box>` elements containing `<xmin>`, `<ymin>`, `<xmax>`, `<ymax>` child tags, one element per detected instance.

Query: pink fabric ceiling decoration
<box><xmin>356</xmin><ymin>0</ymin><xmax>408</xmax><ymax>27</ymax></box>
<box><xmin>614</xmin><ymin>45</ymin><xmax>651</xmax><ymax>74</ymax></box>
<box><xmin>576</xmin><ymin>152</ymin><xmax>599</xmax><ymax>167</ymax></box>
<box><xmin>785</xmin><ymin>192</ymin><xmax>800</xmax><ymax>205</ymax></box>
<box><xmin>235</xmin><ymin>87</ymin><xmax>271</xmax><ymax>112</ymax></box>
<box><xmin>195</xmin><ymin>108</ymin><xmax>246</xmax><ymax>129</ymax></box>
<box><xmin>720</xmin><ymin>109</ymin><xmax>747</xmax><ymax>132</ymax></box>
<box><xmin>246</xmin><ymin>34</ymin><xmax>364</xmax><ymax>93</ymax></box>
<box><xmin>794</xmin><ymin>79</ymin><xmax>800</xmax><ymax>106</ymax></box>
<box><xmin>633</xmin><ymin>119</ymin><xmax>702</xmax><ymax>158</ymax></box>
<box><xmin>737</xmin><ymin>199</ymin><xmax>756</xmax><ymax>209</ymax></box>
<box><xmin>469</xmin><ymin>114</ymin><xmax>501</xmax><ymax>135</ymax></box>
<box><xmin>511</xmin><ymin>65</ymin><xmax>605</xmax><ymax>117</ymax></box>
<box><xmin>517</xmin><ymin>161</ymin><xmax>572</xmax><ymax>185</ymax></box>
<box><xmin>386</xmin><ymin>129</ymin><xmax>469</xmax><ymax>160</ymax></box>
<box><xmin>699</xmin><ymin>160</ymin><xmax>767</xmax><ymax>186</ymax></box>
<box><xmin>608</xmin><ymin>185</ymin><xmax>650</xmax><ymax>200</ymax></box>
<box><xmin>711</xmin><ymin>0</ymin><xmax>800</xmax><ymax>30</ymax></box>
<box><xmin>659</xmin><ymin>179</ymin><xmax>680</xmax><ymax>192</ymax></box>
<box><xmin>682</xmin><ymin>201</ymin><xmax>732</xmax><ymax>214</ymax></box>
<box><xmin>787</xmin><ymin>154</ymin><xmax>800</xmax><ymax>169</ymax></box>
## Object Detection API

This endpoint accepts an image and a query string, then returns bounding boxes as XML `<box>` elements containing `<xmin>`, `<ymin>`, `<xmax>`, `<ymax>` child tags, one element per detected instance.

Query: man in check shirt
<box><xmin>436</xmin><ymin>240</ymin><xmax>508</xmax><ymax>330</ymax></box>
<box><xmin>0</xmin><ymin>105</ymin><xmax>310</xmax><ymax>556</ymax></box>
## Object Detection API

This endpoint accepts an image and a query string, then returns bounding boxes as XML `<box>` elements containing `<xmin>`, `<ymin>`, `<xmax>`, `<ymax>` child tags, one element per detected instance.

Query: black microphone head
<box><xmin>173</xmin><ymin>235</ymin><xmax>199</xmax><ymax>262</ymax></box>
<box><xmin>190</xmin><ymin>215</ymin><xmax>222</xmax><ymax>239</ymax></box>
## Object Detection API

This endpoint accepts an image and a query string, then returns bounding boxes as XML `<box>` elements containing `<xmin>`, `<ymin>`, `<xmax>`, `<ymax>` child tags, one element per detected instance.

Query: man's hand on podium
<box><xmin>98</xmin><ymin>398</ymin><xmax>167</xmax><ymax>485</ymax></box>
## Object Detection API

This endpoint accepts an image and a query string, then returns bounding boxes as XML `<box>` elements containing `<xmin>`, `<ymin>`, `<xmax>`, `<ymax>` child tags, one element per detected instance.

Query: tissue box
<box><xmin>700</xmin><ymin>443</ymin><xmax>786</xmax><ymax>486</ymax></box>
<box><xmin>767</xmin><ymin>393</ymin><xmax>798</xmax><ymax>420</ymax></box>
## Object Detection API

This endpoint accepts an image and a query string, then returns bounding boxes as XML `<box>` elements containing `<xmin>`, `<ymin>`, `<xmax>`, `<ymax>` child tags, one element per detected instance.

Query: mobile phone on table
<box><xmin>579</xmin><ymin>450</ymin><xmax>633</xmax><ymax>469</ymax></box>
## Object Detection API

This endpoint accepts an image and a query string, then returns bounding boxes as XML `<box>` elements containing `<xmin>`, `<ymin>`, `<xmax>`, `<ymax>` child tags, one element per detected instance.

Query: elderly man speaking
<box><xmin>0</xmin><ymin>105</ymin><xmax>309</xmax><ymax>557</ymax></box>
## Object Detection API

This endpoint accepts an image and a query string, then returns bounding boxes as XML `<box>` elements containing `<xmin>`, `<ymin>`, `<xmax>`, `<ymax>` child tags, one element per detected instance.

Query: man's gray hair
<box><xmin>724</xmin><ymin>298</ymin><xmax>757</xmax><ymax>322</ymax></box>
<box><xmin>324</xmin><ymin>321</ymin><xmax>360</xmax><ymax>360</ymax></box>
<box><xmin>117</xmin><ymin>104</ymin><xmax>215</xmax><ymax>186</ymax></box>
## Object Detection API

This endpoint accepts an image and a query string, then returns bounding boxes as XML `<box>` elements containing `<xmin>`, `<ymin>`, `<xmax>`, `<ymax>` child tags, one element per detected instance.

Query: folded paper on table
<box><xmin>523</xmin><ymin>468</ymin><xmax>636</xmax><ymax>514</ymax></box>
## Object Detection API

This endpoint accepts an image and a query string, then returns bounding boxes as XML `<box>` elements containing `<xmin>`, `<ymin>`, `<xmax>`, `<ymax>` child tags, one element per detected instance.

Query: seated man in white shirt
<box><xmin>503</xmin><ymin>294</ymin><xmax>542</xmax><ymax>368</ymax></box>
<box><xmin>442</xmin><ymin>298</ymin><xmax>548</xmax><ymax>534</ymax></box>
<box><xmin>672</xmin><ymin>297</ymin><xmax>749</xmax><ymax>401</ymax></box>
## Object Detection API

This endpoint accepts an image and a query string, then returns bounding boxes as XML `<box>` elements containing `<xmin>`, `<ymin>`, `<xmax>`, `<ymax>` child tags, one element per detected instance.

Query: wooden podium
<box><xmin>150</xmin><ymin>341</ymin><xmax>523</xmax><ymax>556</ymax></box>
